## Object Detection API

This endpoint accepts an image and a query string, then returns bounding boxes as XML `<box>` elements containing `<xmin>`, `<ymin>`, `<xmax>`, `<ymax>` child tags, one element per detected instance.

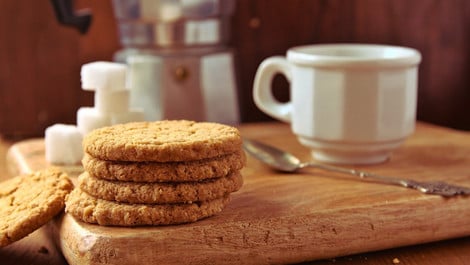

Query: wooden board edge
<box><xmin>53</xmin><ymin>196</ymin><xmax>470</xmax><ymax>265</ymax></box>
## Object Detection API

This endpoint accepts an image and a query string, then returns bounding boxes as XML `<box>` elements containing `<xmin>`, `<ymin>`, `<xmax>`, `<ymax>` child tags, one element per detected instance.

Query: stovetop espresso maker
<box><xmin>52</xmin><ymin>0</ymin><xmax>240</xmax><ymax>124</ymax></box>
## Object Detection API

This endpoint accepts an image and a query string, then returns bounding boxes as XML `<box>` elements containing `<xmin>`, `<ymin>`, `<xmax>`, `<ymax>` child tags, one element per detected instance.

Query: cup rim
<box><xmin>287</xmin><ymin>43</ymin><xmax>422</xmax><ymax>68</ymax></box>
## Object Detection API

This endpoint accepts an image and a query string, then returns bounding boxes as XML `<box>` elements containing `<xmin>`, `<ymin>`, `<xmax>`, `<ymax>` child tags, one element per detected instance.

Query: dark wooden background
<box><xmin>1</xmin><ymin>0</ymin><xmax>469</xmax><ymax>138</ymax></box>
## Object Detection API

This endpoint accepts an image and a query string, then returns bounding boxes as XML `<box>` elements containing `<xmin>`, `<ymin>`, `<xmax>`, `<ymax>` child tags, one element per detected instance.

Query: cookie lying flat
<box><xmin>82</xmin><ymin>151</ymin><xmax>246</xmax><ymax>182</ymax></box>
<box><xmin>83</xmin><ymin>120</ymin><xmax>242</xmax><ymax>162</ymax></box>
<box><xmin>65</xmin><ymin>189</ymin><xmax>229</xmax><ymax>226</ymax></box>
<box><xmin>0</xmin><ymin>169</ymin><xmax>73</xmax><ymax>247</ymax></box>
<box><xmin>78</xmin><ymin>171</ymin><xmax>243</xmax><ymax>204</ymax></box>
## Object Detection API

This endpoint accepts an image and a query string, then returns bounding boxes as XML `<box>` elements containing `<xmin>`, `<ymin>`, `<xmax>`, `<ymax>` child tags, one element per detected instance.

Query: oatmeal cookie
<box><xmin>82</xmin><ymin>151</ymin><xmax>245</xmax><ymax>182</ymax></box>
<box><xmin>78</xmin><ymin>171</ymin><xmax>243</xmax><ymax>204</ymax></box>
<box><xmin>0</xmin><ymin>169</ymin><xmax>73</xmax><ymax>247</ymax></box>
<box><xmin>83</xmin><ymin>120</ymin><xmax>242</xmax><ymax>162</ymax></box>
<box><xmin>65</xmin><ymin>188</ymin><xmax>229</xmax><ymax>226</ymax></box>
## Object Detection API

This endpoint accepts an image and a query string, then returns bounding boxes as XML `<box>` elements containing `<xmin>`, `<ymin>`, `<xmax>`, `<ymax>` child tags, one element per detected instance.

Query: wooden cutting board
<box><xmin>6</xmin><ymin>122</ymin><xmax>470</xmax><ymax>265</ymax></box>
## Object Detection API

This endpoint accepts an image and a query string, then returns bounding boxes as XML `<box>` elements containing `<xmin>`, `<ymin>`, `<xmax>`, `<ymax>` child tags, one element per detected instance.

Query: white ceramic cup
<box><xmin>253</xmin><ymin>44</ymin><xmax>422</xmax><ymax>164</ymax></box>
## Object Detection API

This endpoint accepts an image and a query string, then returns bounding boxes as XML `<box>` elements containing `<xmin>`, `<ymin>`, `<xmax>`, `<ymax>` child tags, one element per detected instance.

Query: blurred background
<box><xmin>0</xmin><ymin>0</ymin><xmax>469</xmax><ymax>138</ymax></box>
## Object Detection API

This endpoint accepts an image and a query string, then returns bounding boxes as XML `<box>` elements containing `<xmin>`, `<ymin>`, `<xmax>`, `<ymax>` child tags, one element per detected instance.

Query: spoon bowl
<box><xmin>242</xmin><ymin>139</ymin><xmax>301</xmax><ymax>172</ymax></box>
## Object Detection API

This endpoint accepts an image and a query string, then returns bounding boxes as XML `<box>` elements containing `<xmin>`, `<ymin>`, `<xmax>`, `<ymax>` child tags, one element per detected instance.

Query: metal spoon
<box><xmin>243</xmin><ymin>138</ymin><xmax>470</xmax><ymax>197</ymax></box>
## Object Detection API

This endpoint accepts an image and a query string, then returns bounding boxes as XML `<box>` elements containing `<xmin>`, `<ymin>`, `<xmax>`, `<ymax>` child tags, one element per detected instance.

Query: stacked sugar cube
<box><xmin>45</xmin><ymin>62</ymin><xmax>145</xmax><ymax>165</ymax></box>
<box><xmin>77</xmin><ymin>61</ymin><xmax>145</xmax><ymax>135</ymax></box>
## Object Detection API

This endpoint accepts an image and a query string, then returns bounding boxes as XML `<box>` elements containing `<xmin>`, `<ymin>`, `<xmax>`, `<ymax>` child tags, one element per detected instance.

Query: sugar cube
<box><xmin>81</xmin><ymin>61</ymin><xmax>128</xmax><ymax>91</ymax></box>
<box><xmin>77</xmin><ymin>107</ymin><xmax>111</xmax><ymax>135</ymax></box>
<box><xmin>94</xmin><ymin>90</ymin><xmax>130</xmax><ymax>114</ymax></box>
<box><xmin>45</xmin><ymin>124</ymin><xmax>83</xmax><ymax>165</ymax></box>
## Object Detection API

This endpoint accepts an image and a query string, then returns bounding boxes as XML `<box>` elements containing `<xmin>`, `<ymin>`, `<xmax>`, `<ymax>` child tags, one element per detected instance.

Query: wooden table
<box><xmin>1</xmin><ymin>122</ymin><xmax>470</xmax><ymax>264</ymax></box>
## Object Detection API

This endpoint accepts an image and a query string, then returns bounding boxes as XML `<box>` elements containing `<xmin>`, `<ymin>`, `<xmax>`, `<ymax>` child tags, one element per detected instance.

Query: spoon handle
<box><xmin>300</xmin><ymin>162</ymin><xmax>470</xmax><ymax>197</ymax></box>
<box><xmin>301</xmin><ymin>162</ymin><xmax>402</xmax><ymax>184</ymax></box>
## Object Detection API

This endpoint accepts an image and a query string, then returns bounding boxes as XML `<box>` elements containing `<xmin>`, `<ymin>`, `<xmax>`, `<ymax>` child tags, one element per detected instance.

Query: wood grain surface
<box><xmin>4</xmin><ymin>122</ymin><xmax>470</xmax><ymax>264</ymax></box>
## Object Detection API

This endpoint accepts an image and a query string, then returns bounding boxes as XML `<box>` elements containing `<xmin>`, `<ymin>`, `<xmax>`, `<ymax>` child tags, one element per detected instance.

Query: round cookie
<box><xmin>65</xmin><ymin>189</ymin><xmax>230</xmax><ymax>226</ymax></box>
<box><xmin>82</xmin><ymin>151</ymin><xmax>246</xmax><ymax>182</ymax></box>
<box><xmin>0</xmin><ymin>169</ymin><xmax>73</xmax><ymax>247</ymax></box>
<box><xmin>83</xmin><ymin>120</ymin><xmax>242</xmax><ymax>162</ymax></box>
<box><xmin>78</xmin><ymin>171</ymin><xmax>243</xmax><ymax>204</ymax></box>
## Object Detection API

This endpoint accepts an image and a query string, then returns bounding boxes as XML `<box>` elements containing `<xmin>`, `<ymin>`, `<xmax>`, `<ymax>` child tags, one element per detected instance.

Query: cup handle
<box><xmin>253</xmin><ymin>56</ymin><xmax>292</xmax><ymax>123</ymax></box>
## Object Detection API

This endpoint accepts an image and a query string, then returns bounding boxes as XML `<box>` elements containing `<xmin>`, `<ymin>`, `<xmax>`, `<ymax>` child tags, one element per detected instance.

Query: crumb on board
<box><xmin>392</xmin><ymin>257</ymin><xmax>400</xmax><ymax>264</ymax></box>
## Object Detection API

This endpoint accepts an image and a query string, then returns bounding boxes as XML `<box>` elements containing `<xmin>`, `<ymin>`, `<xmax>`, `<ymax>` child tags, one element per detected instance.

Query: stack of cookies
<box><xmin>65</xmin><ymin>120</ymin><xmax>245</xmax><ymax>226</ymax></box>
